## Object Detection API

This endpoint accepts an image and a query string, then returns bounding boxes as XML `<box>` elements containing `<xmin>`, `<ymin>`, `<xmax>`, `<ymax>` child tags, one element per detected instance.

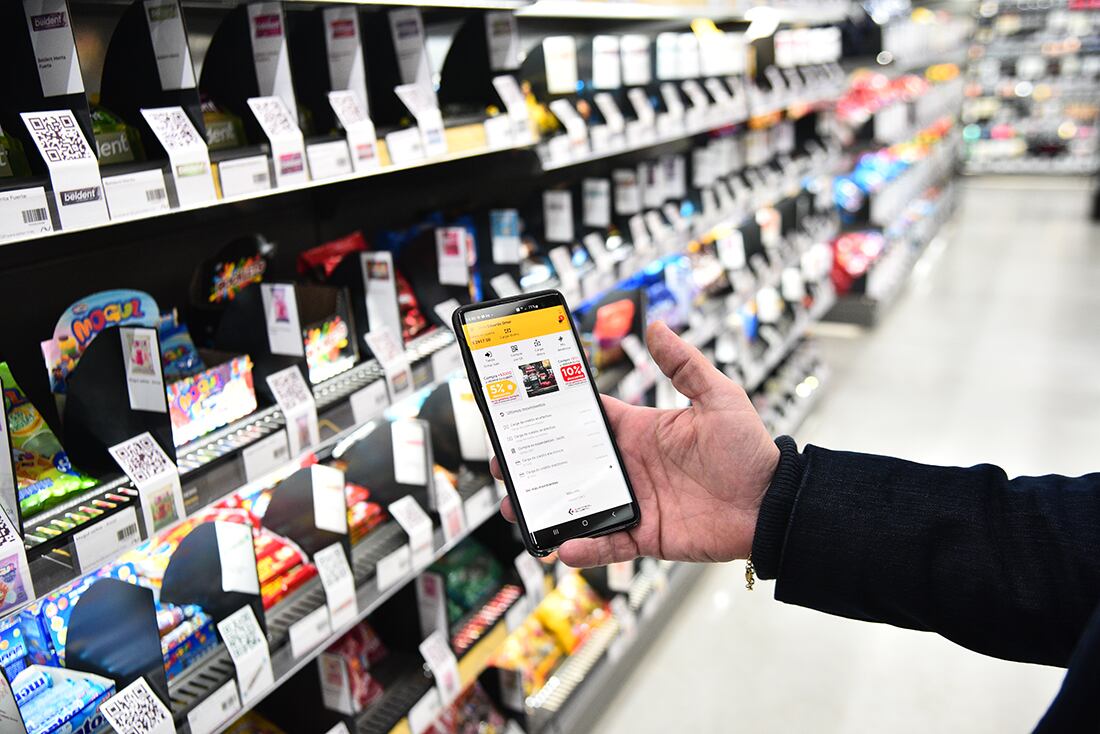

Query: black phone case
<box><xmin>452</xmin><ymin>289</ymin><xmax>641</xmax><ymax>557</ymax></box>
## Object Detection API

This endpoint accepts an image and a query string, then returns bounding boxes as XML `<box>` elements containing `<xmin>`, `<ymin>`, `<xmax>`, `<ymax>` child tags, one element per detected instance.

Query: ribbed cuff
<box><xmin>750</xmin><ymin>435</ymin><xmax>806</xmax><ymax>580</ymax></box>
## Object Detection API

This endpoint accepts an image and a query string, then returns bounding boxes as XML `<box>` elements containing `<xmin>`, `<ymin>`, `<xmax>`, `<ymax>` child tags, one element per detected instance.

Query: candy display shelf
<box><xmin>515</xmin><ymin>0</ymin><xmax>849</xmax><ymax>23</ymax></box>
<box><xmin>827</xmin><ymin>181</ymin><xmax>958</xmax><ymax>327</ymax></box>
<box><xmin>524</xmin><ymin>560</ymin><xmax>705</xmax><ymax>734</ymax></box>
<box><xmin>538</xmin><ymin>91</ymin><xmax>843</xmax><ymax>173</ymax></box>
<box><xmin>169</xmin><ymin>478</ymin><xmax>504</xmax><ymax>733</ymax></box>
<box><xmin>963</xmin><ymin>154</ymin><xmax>1100</xmax><ymax>174</ymax></box>
<box><xmin>0</xmin><ymin>138</ymin><xmax>536</xmax><ymax>249</ymax></box>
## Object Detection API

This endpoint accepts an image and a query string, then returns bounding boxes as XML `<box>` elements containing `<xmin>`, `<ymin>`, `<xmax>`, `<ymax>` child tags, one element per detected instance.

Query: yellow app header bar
<box><xmin>462</xmin><ymin>306</ymin><xmax>571</xmax><ymax>349</ymax></box>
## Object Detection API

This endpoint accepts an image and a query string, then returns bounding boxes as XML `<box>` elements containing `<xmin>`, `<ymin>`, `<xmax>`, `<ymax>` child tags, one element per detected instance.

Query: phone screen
<box><xmin>458</xmin><ymin>292</ymin><xmax>636</xmax><ymax>549</ymax></box>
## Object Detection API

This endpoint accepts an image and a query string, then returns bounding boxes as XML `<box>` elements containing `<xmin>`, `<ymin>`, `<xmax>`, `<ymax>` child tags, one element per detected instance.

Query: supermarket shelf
<box><xmin>1</xmin><ymin>136</ymin><xmax>535</xmax><ymax>249</ymax></box>
<box><xmin>827</xmin><ymin>184</ymin><xmax>957</xmax><ymax>327</ymax></box>
<box><xmin>526</xmin><ymin>561</ymin><xmax>706</xmax><ymax>734</ymax></box>
<box><xmin>963</xmin><ymin>155</ymin><xmax>1100</xmax><ymax>175</ymax></box>
<box><xmin>169</xmin><ymin>477</ymin><xmax>505</xmax><ymax>733</ymax></box>
<box><xmin>22</xmin><ymin>327</ymin><xmax>458</xmax><ymax>606</ymax></box>
<box><xmin>743</xmin><ymin>283</ymin><xmax>835</xmax><ymax>393</ymax></box>
<box><xmin>539</xmin><ymin>92</ymin><xmax>839</xmax><ymax>172</ymax></box>
<box><xmin>516</xmin><ymin>0</ymin><xmax>746</xmax><ymax>21</ymax></box>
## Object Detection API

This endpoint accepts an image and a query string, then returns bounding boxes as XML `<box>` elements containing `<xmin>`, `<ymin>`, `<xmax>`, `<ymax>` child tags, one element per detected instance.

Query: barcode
<box><xmin>21</xmin><ymin>208</ymin><xmax>48</xmax><ymax>224</ymax></box>
<box><xmin>117</xmin><ymin>524</ymin><xmax>139</xmax><ymax>542</ymax></box>
<box><xmin>252</xmin><ymin>173</ymin><xmax>268</xmax><ymax>184</ymax></box>
<box><xmin>336</xmin><ymin>158</ymin><xmax>349</xmax><ymax>168</ymax></box>
<box><xmin>145</xmin><ymin>188</ymin><xmax>167</xmax><ymax>202</ymax></box>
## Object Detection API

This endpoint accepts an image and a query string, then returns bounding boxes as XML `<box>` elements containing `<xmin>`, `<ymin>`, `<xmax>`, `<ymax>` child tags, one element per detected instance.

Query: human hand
<box><xmin>492</xmin><ymin>321</ymin><xmax>780</xmax><ymax>568</ymax></box>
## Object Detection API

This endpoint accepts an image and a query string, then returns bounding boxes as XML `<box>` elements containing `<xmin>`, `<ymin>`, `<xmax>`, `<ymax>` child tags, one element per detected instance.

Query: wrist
<box><xmin>749</xmin><ymin>436</ymin><xmax>806</xmax><ymax>579</ymax></box>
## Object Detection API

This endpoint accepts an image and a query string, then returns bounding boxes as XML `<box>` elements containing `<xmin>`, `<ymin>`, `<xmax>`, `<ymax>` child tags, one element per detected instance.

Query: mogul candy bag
<box><xmin>1</xmin><ymin>363</ymin><xmax>96</xmax><ymax>518</ymax></box>
<box><xmin>41</xmin><ymin>289</ymin><xmax>160</xmax><ymax>394</ymax></box>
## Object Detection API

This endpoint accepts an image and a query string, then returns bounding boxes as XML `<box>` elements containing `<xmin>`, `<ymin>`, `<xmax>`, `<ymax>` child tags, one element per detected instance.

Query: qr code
<box><xmin>249</xmin><ymin>98</ymin><xmax>297</xmax><ymax>136</ymax></box>
<box><xmin>0</xmin><ymin>511</ymin><xmax>16</xmax><ymax>546</ymax></box>
<box><xmin>111</xmin><ymin>434</ymin><xmax>171</xmax><ymax>485</ymax></box>
<box><xmin>330</xmin><ymin>92</ymin><xmax>365</xmax><ymax>126</ymax></box>
<box><xmin>220</xmin><ymin>608</ymin><xmax>265</xmax><ymax>660</ymax></box>
<box><xmin>99</xmin><ymin>681</ymin><xmax>170</xmax><ymax>734</ymax></box>
<box><xmin>143</xmin><ymin>108</ymin><xmax>202</xmax><ymax>150</ymax></box>
<box><xmin>268</xmin><ymin>367</ymin><xmax>312</xmax><ymax>409</ymax></box>
<box><xmin>23</xmin><ymin>112</ymin><xmax>92</xmax><ymax>163</ymax></box>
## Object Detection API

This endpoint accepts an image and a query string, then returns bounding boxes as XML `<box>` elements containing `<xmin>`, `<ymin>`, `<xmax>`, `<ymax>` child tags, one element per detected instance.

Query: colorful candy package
<box><xmin>1</xmin><ymin>363</ymin><xmax>96</xmax><ymax>518</ymax></box>
<box><xmin>41</xmin><ymin>289</ymin><xmax>160</xmax><ymax>394</ymax></box>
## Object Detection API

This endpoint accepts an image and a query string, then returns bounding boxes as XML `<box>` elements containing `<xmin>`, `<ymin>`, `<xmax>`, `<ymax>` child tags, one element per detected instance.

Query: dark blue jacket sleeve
<box><xmin>751</xmin><ymin>436</ymin><xmax>1100</xmax><ymax>667</ymax></box>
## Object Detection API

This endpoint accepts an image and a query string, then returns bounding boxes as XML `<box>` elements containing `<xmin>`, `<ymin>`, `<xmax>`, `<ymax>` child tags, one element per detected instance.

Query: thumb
<box><xmin>645</xmin><ymin>321</ymin><xmax>726</xmax><ymax>407</ymax></box>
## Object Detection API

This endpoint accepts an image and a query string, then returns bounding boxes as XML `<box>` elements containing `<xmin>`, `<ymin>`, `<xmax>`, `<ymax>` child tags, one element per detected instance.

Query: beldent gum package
<box><xmin>1</xmin><ymin>363</ymin><xmax>96</xmax><ymax>518</ymax></box>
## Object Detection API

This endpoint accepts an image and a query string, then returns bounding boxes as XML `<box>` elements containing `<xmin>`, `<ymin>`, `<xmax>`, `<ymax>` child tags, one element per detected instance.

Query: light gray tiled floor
<box><xmin>587</xmin><ymin>177</ymin><xmax>1100</xmax><ymax>733</ymax></box>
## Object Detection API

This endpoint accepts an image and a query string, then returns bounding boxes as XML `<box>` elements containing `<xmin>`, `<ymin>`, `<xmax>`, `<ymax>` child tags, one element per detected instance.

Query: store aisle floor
<box><xmin>587</xmin><ymin>177</ymin><xmax>1100</xmax><ymax>733</ymax></box>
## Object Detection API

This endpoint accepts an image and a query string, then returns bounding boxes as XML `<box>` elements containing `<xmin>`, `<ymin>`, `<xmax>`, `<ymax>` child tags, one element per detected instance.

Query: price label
<box><xmin>73</xmin><ymin>506</ymin><xmax>141</xmax><ymax>574</ymax></box>
<box><xmin>463</xmin><ymin>486</ymin><xmax>496</xmax><ymax>527</ymax></box>
<box><xmin>489</xmin><ymin>273</ymin><xmax>521</xmax><ymax>298</ymax></box>
<box><xmin>433</xmin><ymin>299</ymin><xmax>461</xmax><ymax>331</ymax></box>
<box><xmin>430</xmin><ymin>342</ymin><xmax>463</xmax><ymax>381</ymax></box>
<box><xmin>121</xmin><ymin>327</ymin><xmax>167</xmax><ymax>413</ymax></box>
<box><xmin>591</xmin><ymin>35</ymin><xmax>621</xmax><ymax>89</ymax></box>
<box><xmin>21</xmin><ymin>110</ymin><xmax>109</xmax><ymax>230</ymax></box>
<box><xmin>265</xmin><ymin>365</ymin><xmax>320</xmax><ymax>456</ymax></box>
<box><xmin>247</xmin><ymin>96</ymin><xmax>308</xmax><ymax>188</ymax></box>
<box><xmin>627</xmin><ymin>88</ymin><xmax>656</xmax><ymax>127</ymax></box>
<box><xmin>306</xmin><ymin>140</ymin><xmax>353</xmax><ymax>180</ymax></box>
<box><xmin>108</xmin><ymin>432</ymin><xmax>186</xmax><ymax>537</ymax></box>
<box><xmin>216</xmin><ymin>606</ymin><xmax>273</xmax><ymax>706</ymax></box>
<box><xmin>435</xmin><ymin>471</ymin><xmax>466</xmax><ymax>543</ymax></box>
<box><xmin>660</xmin><ymin>83</ymin><xmax>685</xmax><ymax>118</ymax></box>
<box><xmin>242</xmin><ymin>429</ymin><xmax>290</xmax><ymax>483</ymax></box>
<box><xmin>385</xmin><ymin>126</ymin><xmax>425</xmax><ymax>164</ymax></box>
<box><xmin>419</xmin><ymin>630</ymin><xmax>461</xmax><ymax>705</ymax></box>
<box><xmin>141</xmin><ymin>106</ymin><xmax>217</xmax><ymax>205</ymax></box>
<box><xmin>186</xmin><ymin>680</ymin><xmax>240</xmax><ymax>734</ymax></box>
<box><xmin>542</xmin><ymin>36</ymin><xmax>578</xmax><ymax>95</ymax></box>
<box><xmin>314</xmin><ymin>542</ymin><xmax>358</xmax><ymax>629</ymax></box>
<box><xmin>365</xmin><ymin>328</ymin><xmax>414</xmax><ymax>402</ymax></box>
<box><xmin>491</xmin><ymin>75</ymin><xmax>532</xmax><ymax>143</ymax></box>
<box><xmin>593</xmin><ymin>93</ymin><xmax>625</xmax><ymax>135</ymax></box>
<box><xmin>543</xmin><ymin>190</ymin><xmax>574</xmax><ymax>244</ymax></box>
<box><xmin>408</xmin><ymin>687</ymin><xmax>443</xmax><ymax>734</ymax></box>
<box><xmin>99</xmin><ymin>677</ymin><xmax>174</xmax><ymax>734</ymax></box>
<box><xmin>514</xmin><ymin>552</ymin><xmax>546</xmax><ymax>604</ymax></box>
<box><xmin>435</xmin><ymin>226</ymin><xmax>470</xmax><ymax>286</ymax></box>
<box><xmin>326</xmin><ymin>724</ymin><xmax>352</xmax><ymax>734</ymax></box>
<box><xmin>376</xmin><ymin>543</ymin><xmax>412</xmax><ymax>590</ymax></box>
<box><xmin>350</xmin><ymin>380</ymin><xmax>390</xmax><ymax>426</ymax></box>
<box><xmin>717</xmin><ymin>229</ymin><xmax>746</xmax><ymax>271</ymax></box>
<box><xmin>328</xmin><ymin>91</ymin><xmax>381</xmax><ymax>173</ymax></box>
<box><xmin>247</xmin><ymin>2</ymin><xmax>297</xmax><ymax>119</ymax></box>
<box><xmin>312</xmin><ymin>464</ymin><xmax>348</xmax><ymax>535</ymax></box>
<box><xmin>390</xmin><ymin>495</ymin><xmax>434</xmax><ymax>569</ymax></box>
<box><xmin>216</xmin><ymin>520</ymin><xmax>260</xmax><ymax>595</ymax></box>
<box><xmin>216</xmin><ymin>155</ymin><xmax>271</xmax><ymax>198</ymax></box>
<box><xmin>548</xmin><ymin>99</ymin><xmax>588</xmax><ymax>152</ymax></box>
<box><xmin>0</xmin><ymin>187</ymin><xmax>53</xmax><ymax>242</ymax></box>
<box><xmin>582</xmin><ymin>178</ymin><xmax>611</xmax><ymax>229</ymax></box>
<box><xmin>394</xmin><ymin>83</ymin><xmax>448</xmax><ymax>158</ymax></box>
<box><xmin>607</xmin><ymin>560</ymin><xmax>635</xmax><ymax>592</ymax></box>
<box><xmin>288</xmin><ymin>606</ymin><xmax>331</xmax><ymax>659</ymax></box>
<box><xmin>102</xmin><ymin>169</ymin><xmax>170</xmax><ymax>221</ymax></box>
<box><xmin>25</xmin><ymin>0</ymin><xmax>82</xmax><ymax>96</ymax></box>
<box><xmin>260</xmin><ymin>284</ymin><xmax>305</xmax><ymax>357</ymax></box>
<box><xmin>484</xmin><ymin>114</ymin><xmax>513</xmax><ymax>148</ymax></box>
<box><xmin>505</xmin><ymin>597</ymin><xmax>529</xmax><ymax>632</ymax></box>
<box><xmin>323</xmin><ymin>7</ymin><xmax>368</xmax><ymax>119</ymax></box>
<box><xmin>392</xmin><ymin>420</ymin><xmax>430</xmax><ymax>487</ymax></box>
<box><xmin>490</xmin><ymin>208</ymin><xmax>521</xmax><ymax>264</ymax></box>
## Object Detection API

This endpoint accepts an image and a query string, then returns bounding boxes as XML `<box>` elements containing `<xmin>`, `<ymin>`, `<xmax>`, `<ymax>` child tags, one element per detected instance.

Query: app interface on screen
<box><xmin>462</xmin><ymin>303</ymin><xmax>632</xmax><ymax>533</ymax></box>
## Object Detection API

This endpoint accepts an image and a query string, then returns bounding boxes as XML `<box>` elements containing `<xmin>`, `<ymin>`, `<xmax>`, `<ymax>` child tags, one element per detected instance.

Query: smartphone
<box><xmin>453</xmin><ymin>290</ymin><xmax>640</xmax><ymax>556</ymax></box>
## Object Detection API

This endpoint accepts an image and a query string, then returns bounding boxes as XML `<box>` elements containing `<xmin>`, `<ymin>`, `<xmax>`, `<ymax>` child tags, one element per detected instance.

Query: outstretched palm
<box><xmin>496</xmin><ymin>321</ymin><xmax>779</xmax><ymax>568</ymax></box>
